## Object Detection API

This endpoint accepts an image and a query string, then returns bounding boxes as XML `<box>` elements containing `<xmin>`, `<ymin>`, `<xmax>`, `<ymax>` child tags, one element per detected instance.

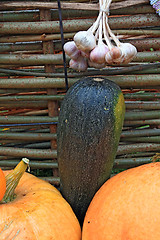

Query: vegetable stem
<box><xmin>103</xmin><ymin>12</ymin><xmax>112</xmax><ymax>49</ymax></box>
<box><xmin>105</xmin><ymin>16</ymin><xmax>121</xmax><ymax>47</ymax></box>
<box><xmin>98</xmin><ymin>17</ymin><xmax>103</xmax><ymax>44</ymax></box>
<box><xmin>89</xmin><ymin>11</ymin><xmax>102</xmax><ymax>34</ymax></box>
<box><xmin>0</xmin><ymin>158</ymin><xmax>29</xmax><ymax>203</ymax></box>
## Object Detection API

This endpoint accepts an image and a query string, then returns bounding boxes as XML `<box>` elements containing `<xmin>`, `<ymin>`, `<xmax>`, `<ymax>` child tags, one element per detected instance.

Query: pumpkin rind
<box><xmin>0</xmin><ymin>171</ymin><xmax>81</xmax><ymax>240</ymax></box>
<box><xmin>82</xmin><ymin>162</ymin><xmax>160</xmax><ymax>240</ymax></box>
<box><xmin>0</xmin><ymin>168</ymin><xmax>6</xmax><ymax>201</ymax></box>
<box><xmin>57</xmin><ymin>77</ymin><xmax>125</xmax><ymax>224</ymax></box>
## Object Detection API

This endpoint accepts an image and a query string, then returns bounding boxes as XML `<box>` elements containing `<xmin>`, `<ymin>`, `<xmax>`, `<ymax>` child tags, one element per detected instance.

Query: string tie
<box><xmin>100</xmin><ymin>6</ymin><xmax>109</xmax><ymax>14</ymax></box>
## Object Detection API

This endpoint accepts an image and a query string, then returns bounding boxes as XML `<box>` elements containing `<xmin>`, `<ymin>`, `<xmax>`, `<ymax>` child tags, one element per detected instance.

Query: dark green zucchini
<box><xmin>57</xmin><ymin>77</ymin><xmax>125</xmax><ymax>225</ymax></box>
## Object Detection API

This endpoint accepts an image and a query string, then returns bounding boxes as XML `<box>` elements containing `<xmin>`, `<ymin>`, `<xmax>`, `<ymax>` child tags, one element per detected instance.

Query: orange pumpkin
<box><xmin>82</xmin><ymin>162</ymin><xmax>160</xmax><ymax>240</ymax></box>
<box><xmin>0</xmin><ymin>159</ymin><xmax>81</xmax><ymax>240</ymax></box>
<box><xmin>0</xmin><ymin>168</ymin><xmax>6</xmax><ymax>201</ymax></box>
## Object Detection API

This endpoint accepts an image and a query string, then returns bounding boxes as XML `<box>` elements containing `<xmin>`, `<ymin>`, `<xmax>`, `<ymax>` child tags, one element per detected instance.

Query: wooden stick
<box><xmin>0</xmin><ymin>6</ymin><xmax>154</xmax><ymax>23</ymax></box>
<box><xmin>110</xmin><ymin>0</ymin><xmax>149</xmax><ymax>10</ymax></box>
<box><xmin>0</xmin><ymin>14</ymin><xmax>159</xmax><ymax>35</ymax></box>
<box><xmin>117</xmin><ymin>143</ymin><xmax>160</xmax><ymax>156</ymax></box>
<box><xmin>0</xmin><ymin>146</ymin><xmax>56</xmax><ymax>158</ymax></box>
<box><xmin>0</xmin><ymin>75</ymin><xmax>159</xmax><ymax>89</ymax></box>
<box><xmin>0</xmin><ymin>62</ymin><xmax>160</xmax><ymax>77</ymax></box>
<box><xmin>0</xmin><ymin>33</ymin><xmax>75</xmax><ymax>43</ymax></box>
<box><xmin>0</xmin><ymin>0</ymin><xmax>149</xmax><ymax>11</ymax></box>
<box><xmin>1</xmin><ymin>30</ymin><xmax>159</xmax><ymax>44</ymax></box>
<box><xmin>0</xmin><ymin>51</ymin><xmax>160</xmax><ymax>65</ymax></box>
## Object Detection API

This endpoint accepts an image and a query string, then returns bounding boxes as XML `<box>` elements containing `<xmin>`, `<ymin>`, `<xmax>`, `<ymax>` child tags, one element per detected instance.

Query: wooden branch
<box><xmin>0</xmin><ymin>0</ymin><xmax>149</xmax><ymax>11</ymax></box>
<box><xmin>1</xmin><ymin>15</ymin><xmax>159</xmax><ymax>35</ymax></box>
<box><xmin>0</xmin><ymin>33</ymin><xmax>75</xmax><ymax>43</ymax></box>
<box><xmin>0</xmin><ymin>1</ymin><xmax>98</xmax><ymax>11</ymax></box>
<box><xmin>110</xmin><ymin>0</ymin><xmax>149</xmax><ymax>10</ymax></box>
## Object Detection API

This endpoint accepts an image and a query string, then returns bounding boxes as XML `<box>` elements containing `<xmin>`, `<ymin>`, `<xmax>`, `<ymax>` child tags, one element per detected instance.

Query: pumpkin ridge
<box><xmin>0</xmin><ymin>219</ymin><xmax>21</xmax><ymax>240</ymax></box>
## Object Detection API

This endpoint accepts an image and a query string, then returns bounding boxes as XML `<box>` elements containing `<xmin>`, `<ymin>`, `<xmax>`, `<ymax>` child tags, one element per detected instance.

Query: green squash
<box><xmin>57</xmin><ymin>77</ymin><xmax>125</xmax><ymax>224</ymax></box>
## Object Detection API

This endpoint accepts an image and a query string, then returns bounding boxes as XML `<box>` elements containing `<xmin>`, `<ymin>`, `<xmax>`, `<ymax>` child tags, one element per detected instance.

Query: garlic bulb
<box><xmin>105</xmin><ymin>43</ymin><xmax>137</xmax><ymax>64</ymax></box>
<box><xmin>105</xmin><ymin>47</ymin><xmax>122</xmax><ymax>64</ymax></box>
<box><xmin>88</xmin><ymin>60</ymin><xmax>106</xmax><ymax>69</ymax></box>
<box><xmin>64</xmin><ymin>41</ymin><xmax>81</xmax><ymax>60</ymax></box>
<box><xmin>69</xmin><ymin>57</ymin><xmax>88</xmax><ymax>72</ymax></box>
<box><xmin>90</xmin><ymin>43</ymin><xmax>109</xmax><ymax>64</ymax></box>
<box><xmin>74</xmin><ymin>30</ymin><xmax>96</xmax><ymax>52</ymax></box>
<box><xmin>119</xmin><ymin>43</ymin><xmax>137</xmax><ymax>63</ymax></box>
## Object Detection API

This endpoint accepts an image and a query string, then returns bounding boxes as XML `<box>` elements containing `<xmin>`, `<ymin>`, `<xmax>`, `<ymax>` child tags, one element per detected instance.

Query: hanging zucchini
<box><xmin>57</xmin><ymin>77</ymin><xmax>125</xmax><ymax>224</ymax></box>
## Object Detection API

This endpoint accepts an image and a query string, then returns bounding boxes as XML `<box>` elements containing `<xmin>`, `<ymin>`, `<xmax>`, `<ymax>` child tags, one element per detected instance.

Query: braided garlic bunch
<box><xmin>64</xmin><ymin>0</ymin><xmax>137</xmax><ymax>71</ymax></box>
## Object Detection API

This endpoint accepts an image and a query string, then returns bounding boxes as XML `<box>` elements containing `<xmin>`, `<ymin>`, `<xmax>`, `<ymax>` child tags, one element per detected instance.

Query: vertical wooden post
<box><xmin>40</xmin><ymin>6</ymin><xmax>59</xmax><ymax>178</ymax></box>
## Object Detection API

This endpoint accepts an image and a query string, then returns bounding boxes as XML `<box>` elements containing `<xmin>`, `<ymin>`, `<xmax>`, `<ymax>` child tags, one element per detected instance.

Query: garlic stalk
<box><xmin>90</xmin><ymin>18</ymin><xmax>109</xmax><ymax>64</ymax></box>
<box><xmin>89</xmin><ymin>11</ymin><xmax>103</xmax><ymax>35</ymax></box>
<box><xmin>105</xmin><ymin>16</ymin><xmax>121</xmax><ymax>47</ymax></box>
<box><xmin>102</xmin><ymin>11</ymin><xmax>112</xmax><ymax>50</ymax></box>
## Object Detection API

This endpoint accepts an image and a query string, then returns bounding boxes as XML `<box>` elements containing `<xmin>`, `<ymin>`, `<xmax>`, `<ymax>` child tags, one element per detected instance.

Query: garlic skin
<box><xmin>105</xmin><ymin>47</ymin><xmax>122</xmax><ymax>64</ymax></box>
<box><xmin>74</xmin><ymin>30</ymin><xmax>96</xmax><ymax>52</ymax></box>
<box><xmin>69</xmin><ymin>57</ymin><xmax>88</xmax><ymax>72</ymax></box>
<box><xmin>88</xmin><ymin>60</ymin><xmax>106</xmax><ymax>69</ymax></box>
<box><xmin>105</xmin><ymin>51</ymin><xmax>113</xmax><ymax>64</ymax></box>
<box><xmin>90</xmin><ymin>43</ymin><xmax>109</xmax><ymax>64</ymax></box>
<box><xmin>64</xmin><ymin>41</ymin><xmax>81</xmax><ymax>60</ymax></box>
<box><xmin>110</xmin><ymin>47</ymin><xmax>122</xmax><ymax>60</ymax></box>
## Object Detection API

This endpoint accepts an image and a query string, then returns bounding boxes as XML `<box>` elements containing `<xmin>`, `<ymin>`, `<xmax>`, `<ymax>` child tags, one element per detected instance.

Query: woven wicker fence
<box><xmin>0</xmin><ymin>0</ymin><xmax>160</xmax><ymax>186</ymax></box>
